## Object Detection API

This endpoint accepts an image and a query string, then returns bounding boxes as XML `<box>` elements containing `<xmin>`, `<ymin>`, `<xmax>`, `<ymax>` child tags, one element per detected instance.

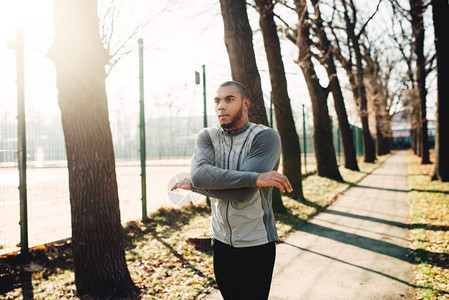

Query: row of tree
<box><xmin>45</xmin><ymin>0</ymin><xmax>447</xmax><ymax>297</ymax></box>
<box><xmin>220</xmin><ymin>0</ymin><xmax>447</xmax><ymax>204</ymax></box>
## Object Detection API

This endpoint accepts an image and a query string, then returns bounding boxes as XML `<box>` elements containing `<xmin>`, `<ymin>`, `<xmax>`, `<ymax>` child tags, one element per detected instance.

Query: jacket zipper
<box><xmin>226</xmin><ymin>202</ymin><xmax>232</xmax><ymax>246</ymax></box>
<box><xmin>226</xmin><ymin>135</ymin><xmax>233</xmax><ymax>246</ymax></box>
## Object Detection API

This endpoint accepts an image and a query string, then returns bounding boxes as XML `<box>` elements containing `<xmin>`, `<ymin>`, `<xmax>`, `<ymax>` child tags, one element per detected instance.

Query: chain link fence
<box><xmin>0</xmin><ymin>42</ymin><xmax>365</xmax><ymax>256</ymax></box>
<box><xmin>0</xmin><ymin>100</ymin><xmax>364</xmax><ymax>255</ymax></box>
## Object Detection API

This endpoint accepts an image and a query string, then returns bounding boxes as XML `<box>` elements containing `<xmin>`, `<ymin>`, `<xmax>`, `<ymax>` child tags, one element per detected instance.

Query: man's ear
<box><xmin>243</xmin><ymin>98</ymin><xmax>251</xmax><ymax>110</ymax></box>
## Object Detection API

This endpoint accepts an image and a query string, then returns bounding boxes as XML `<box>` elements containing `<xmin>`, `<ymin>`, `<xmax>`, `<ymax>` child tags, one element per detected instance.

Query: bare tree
<box><xmin>254</xmin><ymin>0</ymin><xmax>304</xmax><ymax>200</ymax></box>
<box><xmin>100</xmin><ymin>0</ymin><xmax>180</xmax><ymax>76</ymax></box>
<box><xmin>219</xmin><ymin>0</ymin><xmax>269</xmax><ymax>125</ymax></box>
<box><xmin>330</xmin><ymin>0</ymin><xmax>379</xmax><ymax>163</ymax></box>
<box><xmin>363</xmin><ymin>48</ymin><xmax>395</xmax><ymax>155</ymax></box>
<box><xmin>220</xmin><ymin>0</ymin><xmax>286</xmax><ymax>211</ymax></box>
<box><xmin>49</xmin><ymin>0</ymin><xmax>139</xmax><ymax>297</ymax></box>
<box><xmin>431</xmin><ymin>0</ymin><xmax>449</xmax><ymax>181</ymax></box>
<box><xmin>294</xmin><ymin>0</ymin><xmax>343</xmax><ymax>181</ymax></box>
<box><xmin>389</xmin><ymin>2</ymin><xmax>420</xmax><ymax>154</ymax></box>
<box><xmin>309</xmin><ymin>0</ymin><xmax>359</xmax><ymax>171</ymax></box>
<box><xmin>410</xmin><ymin>0</ymin><xmax>431</xmax><ymax>164</ymax></box>
<box><xmin>271</xmin><ymin>0</ymin><xmax>359</xmax><ymax>172</ymax></box>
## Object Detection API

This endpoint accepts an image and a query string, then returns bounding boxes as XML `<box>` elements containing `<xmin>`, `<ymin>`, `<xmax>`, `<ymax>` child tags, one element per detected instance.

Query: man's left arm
<box><xmin>239</xmin><ymin>128</ymin><xmax>281</xmax><ymax>173</ymax></box>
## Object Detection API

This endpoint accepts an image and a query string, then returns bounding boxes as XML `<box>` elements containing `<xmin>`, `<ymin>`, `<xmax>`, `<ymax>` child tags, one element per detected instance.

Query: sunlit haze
<box><xmin>1</xmin><ymin>0</ymin><xmax>420</xmax><ymax>129</ymax></box>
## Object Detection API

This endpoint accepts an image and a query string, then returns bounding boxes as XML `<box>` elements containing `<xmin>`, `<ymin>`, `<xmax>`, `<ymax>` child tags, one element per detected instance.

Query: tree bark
<box><xmin>49</xmin><ymin>0</ymin><xmax>139</xmax><ymax>297</ymax></box>
<box><xmin>376</xmin><ymin>119</ymin><xmax>391</xmax><ymax>155</ymax></box>
<box><xmin>412</xmin><ymin>101</ymin><xmax>420</xmax><ymax>155</ymax></box>
<box><xmin>255</xmin><ymin>0</ymin><xmax>304</xmax><ymax>200</ymax></box>
<box><xmin>219</xmin><ymin>0</ymin><xmax>269</xmax><ymax>126</ymax></box>
<box><xmin>410</xmin><ymin>0</ymin><xmax>430</xmax><ymax>164</ymax></box>
<box><xmin>294</xmin><ymin>0</ymin><xmax>343</xmax><ymax>182</ymax></box>
<box><xmin>374</xmin><ymin>93</ymin><xmax>392</xmax><ymax>156</ymax></box>
<box><xmin>310</xmin><ymin>0</ymin><xmax>359</xmax><ymax>171</ymax></box>
<box><xmin>431</xmin><ymin>0</ymin><xmax>449</xmax><ymax>181</ymax></box>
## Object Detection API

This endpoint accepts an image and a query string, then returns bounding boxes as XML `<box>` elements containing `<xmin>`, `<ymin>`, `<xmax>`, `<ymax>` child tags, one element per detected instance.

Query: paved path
<box><xmin>202</xmin><ymin>151</ymin><xmax>415</xmax><ymax>299</ymax></box>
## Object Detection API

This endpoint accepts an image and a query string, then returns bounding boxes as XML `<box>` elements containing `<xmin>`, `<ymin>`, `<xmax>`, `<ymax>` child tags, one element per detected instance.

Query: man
<box><xmin>172</xmin><ymin>81</ymin><xmax>292</xmax><ymax>299</ymax></box>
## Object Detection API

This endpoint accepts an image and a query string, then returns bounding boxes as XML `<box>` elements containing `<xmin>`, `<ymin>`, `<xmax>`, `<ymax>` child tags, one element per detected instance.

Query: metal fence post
<box><xmin>353</xmin><ymin>125</ymin><xmax>359</xmax><ymax>157</ymax></box>
<box><xmin>337</xmin><ymin>128</ymin><xmax>341</xmax><ymax>164</ymax></box>
<box><xmin>138</xmin><ymin>38</ymin><xmax>148</xmax><ymax>223</ymax></box>
<box><xmin>356</xmin><ymin>126</ymin><xmax>363</xmax><ymax>157</ymax></box>
<box><xmin>200</xmin><ymin>64</ymin><xmax>210</xmax><ymax>206</ymax></box>
<box><xmin>302</xmin><ymin>104</ymin><xmax>307</xmax><ymax>174</ymax></box>
<box><xmin>357</xmin><ymin>128</ymin><xmax>365</xmax><ymax>156</ymax></box>
<box><xmin>16</xmin><ymin>22</ymin><xmax>29</xmax><ymax>260</ymax></box>
<box><xmin>202</xmin><ymin>64</ymin><xmax>207</xmax><ymax>128</ymax></box>
<box><xmin>270</xmin><ymin>92</ymin><xmax>273</xmax><ymax>128</ymax></box>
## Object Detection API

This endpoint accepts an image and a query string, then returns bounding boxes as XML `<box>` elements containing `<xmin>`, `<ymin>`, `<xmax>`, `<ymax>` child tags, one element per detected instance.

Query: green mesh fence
<box><xmin>0</xmin><ymin>54</ymin><xmax>367</xmax><ymax>256</ymax></box>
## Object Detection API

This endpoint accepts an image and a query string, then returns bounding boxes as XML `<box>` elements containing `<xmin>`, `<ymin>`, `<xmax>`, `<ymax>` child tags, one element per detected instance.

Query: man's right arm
<box><xmin>188</xmin><ymin>128</ymin><xmax>291</xmax><ymax>201</ymax></box>
<box><xmin>187</xmin><ymin>129</ymin><xmax>261</xmax><ymax>202</ymax></box>
<box><xmin>189</xmin><ymin>129</ymin><xmax>259</xmax><ymax>190</ymax></box>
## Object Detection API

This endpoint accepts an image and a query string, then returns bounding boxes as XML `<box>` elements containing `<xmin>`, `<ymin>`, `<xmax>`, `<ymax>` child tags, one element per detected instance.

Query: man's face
<box><xmin>214</xmin><ymin>85</ymin><xmax>249</xmax><ymax>131</ymax></box>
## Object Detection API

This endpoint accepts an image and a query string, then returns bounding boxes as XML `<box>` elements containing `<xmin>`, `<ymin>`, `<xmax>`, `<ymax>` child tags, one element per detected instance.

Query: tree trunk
<box><xmin>376</xmin><ymin>123</ymin><xmax>391</xmax><ymax>155</ymax></box>
<box><xmin>431</xmin><ymin>0</ymin><xmax>449</xmax><ymax>181</ymax></box>
<box><xmin>310</xmin><ymin>0</ymin><xmax>359</xmax><ymax>171</ymax></box>
<box><xmin>354</xmin><ymin>48</ymin><xmax>376</xmax><ymax>162</ymax></box>
<box><xmin>49</xmin><ymin>0</ymin><xmax>139</xmax><ymax>297</ymax></box>
<box><xmin>294</xmin><ymin>0</ymin><xmax>343</xmax><ymax>182</ymax></box>
<box><xmin>412</xmin><ymin>103</ymin><xmax>420</xmax><ymax>154</ymax></box>
<box><xmin>364</xmin><ymin>53</ymin><xmax>392</xmax><ymax>157</ymax></box>
<box><xmin>374</xmin><ymin>104</ymin><xmax>390</xmax><ymax>156</ymax></box>
<box><xmin>255</xmin><ymin>0</ymin><xmax>304</xmax><ymax>200</ymax></box>
<box><xmin>219</xmin><ymin>0</ymin><xmax>268</xmax><ymax>126</ymax></box>
<box><xmin>410</xmin><ymin>0</ymin><xmax>430</xmax><ymax>164</ymax></box>
<box><xmin>377</xmin><ymin>107</ymin><xmax>392</xmax><ymax>156</ymax></box>
<box><xmin>220</xmin><ymin>0</ymin><xmax>285</xmax><ymax>211</ymax></box>
<box><xmin>341</xmin><ymin>0</ymin><xmax>376</xmax><ymax>163</ymax></box>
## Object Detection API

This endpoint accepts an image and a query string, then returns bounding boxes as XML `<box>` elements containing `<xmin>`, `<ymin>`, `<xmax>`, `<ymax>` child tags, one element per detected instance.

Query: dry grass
<box><xmin>407</xmin><ymin>150</ymin><xmax>449</xmax><ymax>299</ymax></box>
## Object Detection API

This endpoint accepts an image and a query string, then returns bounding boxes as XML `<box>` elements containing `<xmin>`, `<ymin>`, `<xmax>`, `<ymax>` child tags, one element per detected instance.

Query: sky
<box><xmin>0</xmin><ymin>0</ymin><xmax>316</xmax><ymax>132</ymax></box>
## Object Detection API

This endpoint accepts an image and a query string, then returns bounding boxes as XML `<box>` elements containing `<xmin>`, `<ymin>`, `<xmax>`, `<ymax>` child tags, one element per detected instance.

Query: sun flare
<box><xmin>0</xmin><ymin>0</ymin><xmax>58</xmax><ymax>114</ymax></box>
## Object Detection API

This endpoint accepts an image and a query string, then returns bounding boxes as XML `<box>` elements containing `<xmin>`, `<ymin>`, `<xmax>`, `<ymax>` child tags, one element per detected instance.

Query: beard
<box><xmin>220</xmin><ymin>104</ymin><xmax>244</xmax><ymax>130</ymax></box>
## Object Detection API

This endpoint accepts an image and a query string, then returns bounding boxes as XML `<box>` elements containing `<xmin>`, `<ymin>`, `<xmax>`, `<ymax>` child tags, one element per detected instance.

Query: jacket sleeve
<box><xmin>190</xmin><ymin>128</ymin><xmax>281</xmax><ymax>202</ymax></box>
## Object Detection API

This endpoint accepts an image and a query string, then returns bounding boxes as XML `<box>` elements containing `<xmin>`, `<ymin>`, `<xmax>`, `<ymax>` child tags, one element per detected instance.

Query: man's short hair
<box><xmin>219</xmin><ymin>81</ymin><xmax>249</xmax><ymax>100</ymax></box>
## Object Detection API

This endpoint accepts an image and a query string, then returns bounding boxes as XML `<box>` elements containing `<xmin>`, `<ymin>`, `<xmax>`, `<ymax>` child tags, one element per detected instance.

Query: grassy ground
<box><xmin>407</xmin><ymin>150</ymin><xmax>449</xmax><ymax>299</ymax></box>
<box><xmin>1</xmin><ymin>154</ymin><xmax>397</xmax><ymax>299</ymax></box>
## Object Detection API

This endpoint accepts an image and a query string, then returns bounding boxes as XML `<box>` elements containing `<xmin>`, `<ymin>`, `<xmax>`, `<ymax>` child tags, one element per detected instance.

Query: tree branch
<box><xmin>356</xmin><ymin>0</ymin><xmax>383</xmax><ymax>40</ymax></box>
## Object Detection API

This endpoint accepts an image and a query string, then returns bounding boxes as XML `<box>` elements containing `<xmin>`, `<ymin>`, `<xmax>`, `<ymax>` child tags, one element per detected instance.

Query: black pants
<box><xmin>212</xmin><ymin>239</ymin><xmax>276</xmax><ymax>300</ymax></box>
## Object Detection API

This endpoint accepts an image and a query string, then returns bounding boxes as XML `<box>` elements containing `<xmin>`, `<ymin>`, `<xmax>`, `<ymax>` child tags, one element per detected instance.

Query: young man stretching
<box><xmin>172</xmin><ymin>81</ymin><xmax>292</xmax><ymax>299</ymax></box>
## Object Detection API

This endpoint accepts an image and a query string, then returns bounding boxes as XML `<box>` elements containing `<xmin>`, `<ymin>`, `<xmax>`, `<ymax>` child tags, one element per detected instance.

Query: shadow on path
<box><xmin>282</xmin><ymin>242</ymin><xmax>449</xmax><ymax>296</ymax></box>
<box><xmin>325</xmin><ymin>210</ymin><xmax>449</xmax><ymax>231</ymax></box>
<box><xmin>298</xmin><ymin>222</ymin><xmax>449</xmax><ymax>268</ymax></box>
<box><xmin>352</xmin><ymin>184</ymin><xmax>410</xmax><ymax>193</ymax></box>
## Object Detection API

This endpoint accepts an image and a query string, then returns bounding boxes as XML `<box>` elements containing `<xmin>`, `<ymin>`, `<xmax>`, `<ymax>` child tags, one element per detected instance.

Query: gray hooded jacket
<box><xmin>190</xmin><ymin>122</ymin><xmax>280</xmax><ymax>248</ymax></box>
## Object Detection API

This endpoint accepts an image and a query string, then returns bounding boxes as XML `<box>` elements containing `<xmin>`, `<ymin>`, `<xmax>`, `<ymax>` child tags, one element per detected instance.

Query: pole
<box><xmin>202</xmin><ymin>64</ymin><xmax>207</xmax><ymax>128</ymax></box>
<box><xmin>17</xmin><ymin>22</ymin><xmax>29</xmax><ymax>261</ymax></box>
<box><xmin>202</xmin><ymin>64</ymin><xmax>211</xmax><ymax>206</ymax></box>
<box><xmin>269</xmin><ymin>92</ymin><xmax>273</xmax><ymax>128</ymax></box>
<box><xmin>302</xmin><ymin>104</ymin><xmax>307</xmax><ymax>174</ymax></box>
<box><xmin>138</xmin><ymin>38</ymin><xmax>148</xmax><ymax>223</ymax></box>
<box><xmin>337</xmin><ymin>128</ymin><xmax>341</xmax><ymax>164</ymax></box>
<box><xmin>329</xmin><ymin>116</ymin><xmax>334</xmax><ymax>161</ymax></box>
